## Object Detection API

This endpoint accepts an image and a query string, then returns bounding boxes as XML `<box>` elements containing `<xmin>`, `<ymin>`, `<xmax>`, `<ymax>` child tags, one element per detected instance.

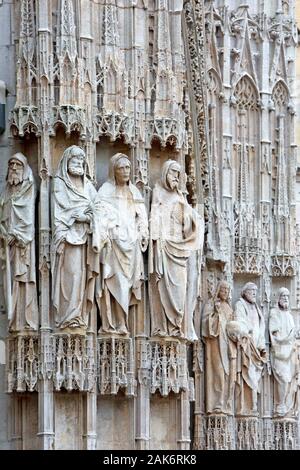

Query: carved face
<box><xmin>114</xmin><ymin>157</ymin><xmax>131</xmax><ymax>186</ymax></box>
<box><xmin>68</xmin><ymin>148</ymin><xmax>85</xmax><ymax>176</ymax></box>
<box><xmin>244</xmin><ymin>288</ymin><xmax>257</xmax><ymax>304</ymax></box>
<box><xmin>279</xmin><ymin>291</ymin><xmax>289</xmax><ymax>310</ymax></box>
<box><xmin>166</xmin><ymin>167</ymin><xmax>180</xmax><ymax>190</ymax></box>
<box><xmin>218</xmin><ymin>285</ymin><xmax>229</xmax><ymax>301</ymax></box>
<box><xmin>7</xmin><ymin>158</ymin><xmax>24</xmax><ymax>186</ymax></box>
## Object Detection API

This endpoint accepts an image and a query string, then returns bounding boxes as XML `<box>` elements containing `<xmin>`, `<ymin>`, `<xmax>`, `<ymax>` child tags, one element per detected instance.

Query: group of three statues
<box><xmin>0</xmin><ymin>146</ymin><xmax>203</xmax><ymax>339</ymax></box>
<box><xmin>203</xmin><ymin>281</ymin><xmax>299</xmax><ymax>418</ymax></box>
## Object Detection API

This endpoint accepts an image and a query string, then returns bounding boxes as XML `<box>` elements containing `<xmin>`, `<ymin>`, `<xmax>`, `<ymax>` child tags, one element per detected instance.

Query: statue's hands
<box><xmin>260</xmin><ymin>349</ymin><xmax>267</xmax><ymax>359</ymax></box>
<box><xmin>72</xmin><ymin>209</ymin><xmax>90</xmax><ymax>224</ymax></box>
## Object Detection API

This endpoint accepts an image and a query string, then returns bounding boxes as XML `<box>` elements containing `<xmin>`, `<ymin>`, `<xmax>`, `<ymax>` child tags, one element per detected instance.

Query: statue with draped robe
<box><xmin>51</xmin><ymin>145</ymin><xmax>101</xmax><ymax>331</ymax></box>
<box><xmin>96</xmin><ymin>153</ymin><xmax>148</xmax><ymax>335</ymax></box>
<box><xmin>269</xmin><ymin>288</ymin><xmax>299</xmax><ymax>417</ymax></box>
<box><xmin>234</xmin><ymin>282</ymin><xmax>267</xmax><ymax>416</ymax></box>
<box><xmin>149</xmin><ymin>160</ymin><xmax>204</xmax><ymax>340</ymax></box>
<box><xmin>202</xmin><ymin>281</ymin><xmax>237</xmax><ymax>414</ymax></box>
<box><xmin>0</xmin><ymin>153</ymin><xmax>38</xmax><ymax>332</ymax></box>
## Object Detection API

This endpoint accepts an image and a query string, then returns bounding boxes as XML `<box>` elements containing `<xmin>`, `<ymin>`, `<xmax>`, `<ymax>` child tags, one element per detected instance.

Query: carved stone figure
<box><xmin>96</xmin><ymin>153</ymin><xmax>148</xmax><ymax>336</ymax></box>
<box><xmin>234</xmin><ymin>283</ymin><xmax>267</xmax><ymax>416</ymax></box>
<box><xmin>269</xmin><ymin>288</ymin><xmax>299</xmax><ymax>417</ymax></box>
<box><xmin>149</xmin><ymin>160</ymin><xmax>204</xmax><ymax>339</ymax></box>
<box><xmin>51</xmin><ymin>145</ymin><xmax>100</xmax><ymax>331</ymax></box>
<box><xmin>202</xmin><ymin>281</ymin><xmax>236</xmax><ymax>414</ymax></box>
<box><xmin>0</xmin><ymin>153</ymin><xmax>38</xmax><ymax>332</ymax></box>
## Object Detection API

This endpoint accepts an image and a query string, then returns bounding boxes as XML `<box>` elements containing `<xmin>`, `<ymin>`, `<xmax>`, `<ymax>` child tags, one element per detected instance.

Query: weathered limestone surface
<box><xmin>0</xmin><ymin>0</ymin><xmax>299</xmax><ymax>450</ymax></box>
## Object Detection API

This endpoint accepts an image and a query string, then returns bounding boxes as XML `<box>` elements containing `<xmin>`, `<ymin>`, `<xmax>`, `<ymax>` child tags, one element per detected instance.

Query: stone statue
<box><xmin>234</xmin><ymin>282</ymin><xmax>267</xmax><ymax>416</ymax></box>
<box><xmin>0</xmin><ymin>153</ymin><xmax>38</xmax><ymax>332</ymax></box>
<box><xmin>96</xmin><ymin>153</ymin><xmax>148</xmax><ymax>335</ymax></box>
<box><xmin>149</xmin><ymin>160</ymin><xmax>204</xmax><ymax>339</ymax></box>
<box><xmin>202</xmin><ymin>281</ymin><xmax>237</xmax><ymax>414</ymax></box>
<box><xmin>269</xmin><ymin>288</ymin><xmax>299</xmax><ymax>417</ymax></box>
<box><xmin>51</xmin><ymin>145</ymin><xmax>100</xmax><ymax>331</ymax></box>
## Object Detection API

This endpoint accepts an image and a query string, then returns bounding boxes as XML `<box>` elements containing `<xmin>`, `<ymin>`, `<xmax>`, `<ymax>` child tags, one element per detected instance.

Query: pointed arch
<box><xmin>234</xmin><ymin>74</ymin><xmax>259</xmax><ymax>111</ymax></box>
<box><xmin>272</xmin><ymin>79</ymin><xmax>289</xmax><ymax>111</ymax></box>
<box><xmin>207</xmin><ymin>68</ymin><xmax>222</xmax><ymax>95</ymax></box>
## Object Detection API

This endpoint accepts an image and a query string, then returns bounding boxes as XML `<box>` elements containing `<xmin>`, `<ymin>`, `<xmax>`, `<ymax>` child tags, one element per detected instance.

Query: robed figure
<box><xmin>51</xmin><ymin>145</ymin><xmax>100</xmax><ymax>330</ymax></box>
<box><xmin>269</xmin><ymin>288</ymin><xmax>299</xmax><ymax>417</ymax></box>
<box><xmin>96</xmin><ymin>153</ymin><xmax>148</xmax><ymax>335</ymax></box>
<box><xmin>0</xmin><ymin>153</ymin><xmax>38</xmax><ymax>332</ymax></box>
<box><xmin>149</xmin><ymin>160</ymin><xmax>204</xmax><ymax>340</ymax></box>
<box><xmin>234</xmin><ymin>282</ymin><xmax>267</xmax><ymax>415</ymax></box>
<box><xmin>202</xmin><ymin>281</ymin><xmax>237</xmax><ymax>414</ymax></box>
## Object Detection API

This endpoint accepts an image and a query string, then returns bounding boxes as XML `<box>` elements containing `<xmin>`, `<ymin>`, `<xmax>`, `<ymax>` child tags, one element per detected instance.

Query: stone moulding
<box><xmin>271</xmin><ymin>255</ymin><xmax>296</xmax><ymax>277</ymax></box>
<box><xmin>206</xmin><ymin>414</ymin><xmax>235</xmax><ymax>450</ymax></box>
<box><xmin>273</xmin><ymin>418</ymin><xmax>298</xmax><ymax>450</ymax></box>
<box><xmin>53</xmin><ymin>334</ymin><xmax>95</xmax><ymax>392</ymax></box>
<box><xmin>149</xmin><ymin>339</ymin><xmax>190</xmax><ymax>397</ymax></box>
<box><xmin>10</xmin><ymin>106</ymin><xmax>41</xmax><ymax>137</ymax></box>
<box><xmin>97</xmin><ymin>336</ymin><xmax>135</xmax><ymax>396</ymax></box>
<box><xmin>236</xmin><ymin>417</ymin><xmax>262</xmax><ymax>450</ymax></box>
<box><xmin>6</xmin><ymin>333</ymin><xmax>39</xmax><ymax>393</ymax></box>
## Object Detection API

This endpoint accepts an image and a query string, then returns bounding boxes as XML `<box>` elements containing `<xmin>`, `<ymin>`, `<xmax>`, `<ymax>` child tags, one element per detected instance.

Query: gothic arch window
<box><xmin>273</xmin><ymin>80</ymin><xmax>289</xmax><ymax>112</ymax></box>
<box><xmin>96</xmin><ymin>60</ymin><xmax>104</xmax><ymax>111</ymax></box>
<box><xmin>20</xmin><ymin>60</ymin><xmax>29</xmax><ymax>104</ymax></box>
<box><xmin>271</xmin><ymin>80</ymin><xmax>290</xmax><ymax>252</ymax></box>
<box><xmin>31</xmin><ymin>77</ymin><xmax>37</xmax><ymax>106</ymax></box>
<box><xmin>54</xmin><ymin>76</ymin><xmax>60</xmax><ymax>105</ymax></box>
<box><xmin>232</xmin><ymin>75</ymin><xmax>260</xmax><ymax>239</ymax></box>
<box><xmin>106</xmin><ymin>63</ymin><xmax>117</xmax><ymax>110</ymax></box>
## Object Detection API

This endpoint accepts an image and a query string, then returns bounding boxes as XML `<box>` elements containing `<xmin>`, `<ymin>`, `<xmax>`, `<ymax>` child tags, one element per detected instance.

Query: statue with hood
<box><xmin>51</xmin><ymin>145</ymin><xmax>101</xmax><ymax>331</ymax></box>
<box><xmin>96</xmin><ymin>153</ymin><xmax>148</xmax><ymax>336</ymax></box>
<box><xmin>0</xmin><ymin>153</ymin><xmax>38</xmax><ymax>332</ymax></box>
<box><xmin>202</xmin><ymin>281</ymin><xmax>237</xmax><ymax>414</ymax></box>
<box><xmin>149</xmin><ymin>160</ymin><xmax>204</xmax><ymax>340</ymax></box>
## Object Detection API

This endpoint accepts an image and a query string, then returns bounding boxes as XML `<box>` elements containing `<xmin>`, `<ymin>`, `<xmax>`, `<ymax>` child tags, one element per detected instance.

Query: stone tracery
<box><xmin>0</xmin><ymin>0</ymin><xmax>299</xmax><ymax>451</ymax></box>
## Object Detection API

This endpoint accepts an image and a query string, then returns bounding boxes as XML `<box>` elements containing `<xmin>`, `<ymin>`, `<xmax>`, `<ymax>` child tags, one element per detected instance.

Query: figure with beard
<box><xmin>269</xmin><ymin>288</ymin><xmax>299</xmax><ymax>417</ymax></box>
<box><xmin>0</xmin><ymin>153</ymin><xmax>38</xmax><ymax>332</ymax></box>
<box><xmin>95</xmin><ymin>153</ymin><xmax>148</xmax><ymax>336</ymax></box>
<box><xmin>202</xmin><ymin>281</ymin><xmax>237</xmax><ymax>414</ymax></box>
<box><xmin>51</xmin><ymin>146</ymin><xmax>101</xmax><ymax>331</ymax></box>
<box><xmin>149</xmin><ymin>160</ymin><xmax>204</xmax><ymax>339</ymax></box>
<box><xmin>234</xmin><ymin>283</ymin><xmax>267</xmax><ymax>415</ymax></box>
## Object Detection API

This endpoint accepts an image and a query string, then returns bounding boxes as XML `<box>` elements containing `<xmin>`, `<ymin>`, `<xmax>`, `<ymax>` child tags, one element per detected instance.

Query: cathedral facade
<box><xmin>0</xmin><ymin>0</ymin><xmax>299</xmax><ymax>450</ymax></box>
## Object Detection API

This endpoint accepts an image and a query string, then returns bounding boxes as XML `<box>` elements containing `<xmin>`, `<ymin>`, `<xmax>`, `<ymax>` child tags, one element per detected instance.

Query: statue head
<box><xmin>109</xmin><ymin>153</ymin><xmax>131</xmax><ymax>186</ymax></box>
<box><xmin>215</xmin><ymin>280</ymin><xmax>230</xmax><ymax>302</ymax></box>
<box><xmin>161</xmin><ymin>160</ymin><xmax>181</xmax><ymax>191</ymax></box>
<box><xmin>6</xmin><ymin>152</ymin><xmax>33</xmax><ymax>187</ymax></box>
<box><xmin>241</xmin><ymin>282</ymin><xmax>258</xmax><ymax>304</ymax></box>
<box><xmin>278</xmin><ymin>287</ymin><xmax>290</xmax><ymax>311</ymax></box>
<box><xmin>67</xmin><ymin>146</ymin><xmax>85</xmax><ymax>177</ymax></box>
<box><xmin>7</xmin><ymin>153</ymin><xmax>25</xmax><ymax>186</ymax></box>
<box><xmin>56</xmin><ymin>145</ymin><xmax>87</xmax><ymax>183</ymax></box>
